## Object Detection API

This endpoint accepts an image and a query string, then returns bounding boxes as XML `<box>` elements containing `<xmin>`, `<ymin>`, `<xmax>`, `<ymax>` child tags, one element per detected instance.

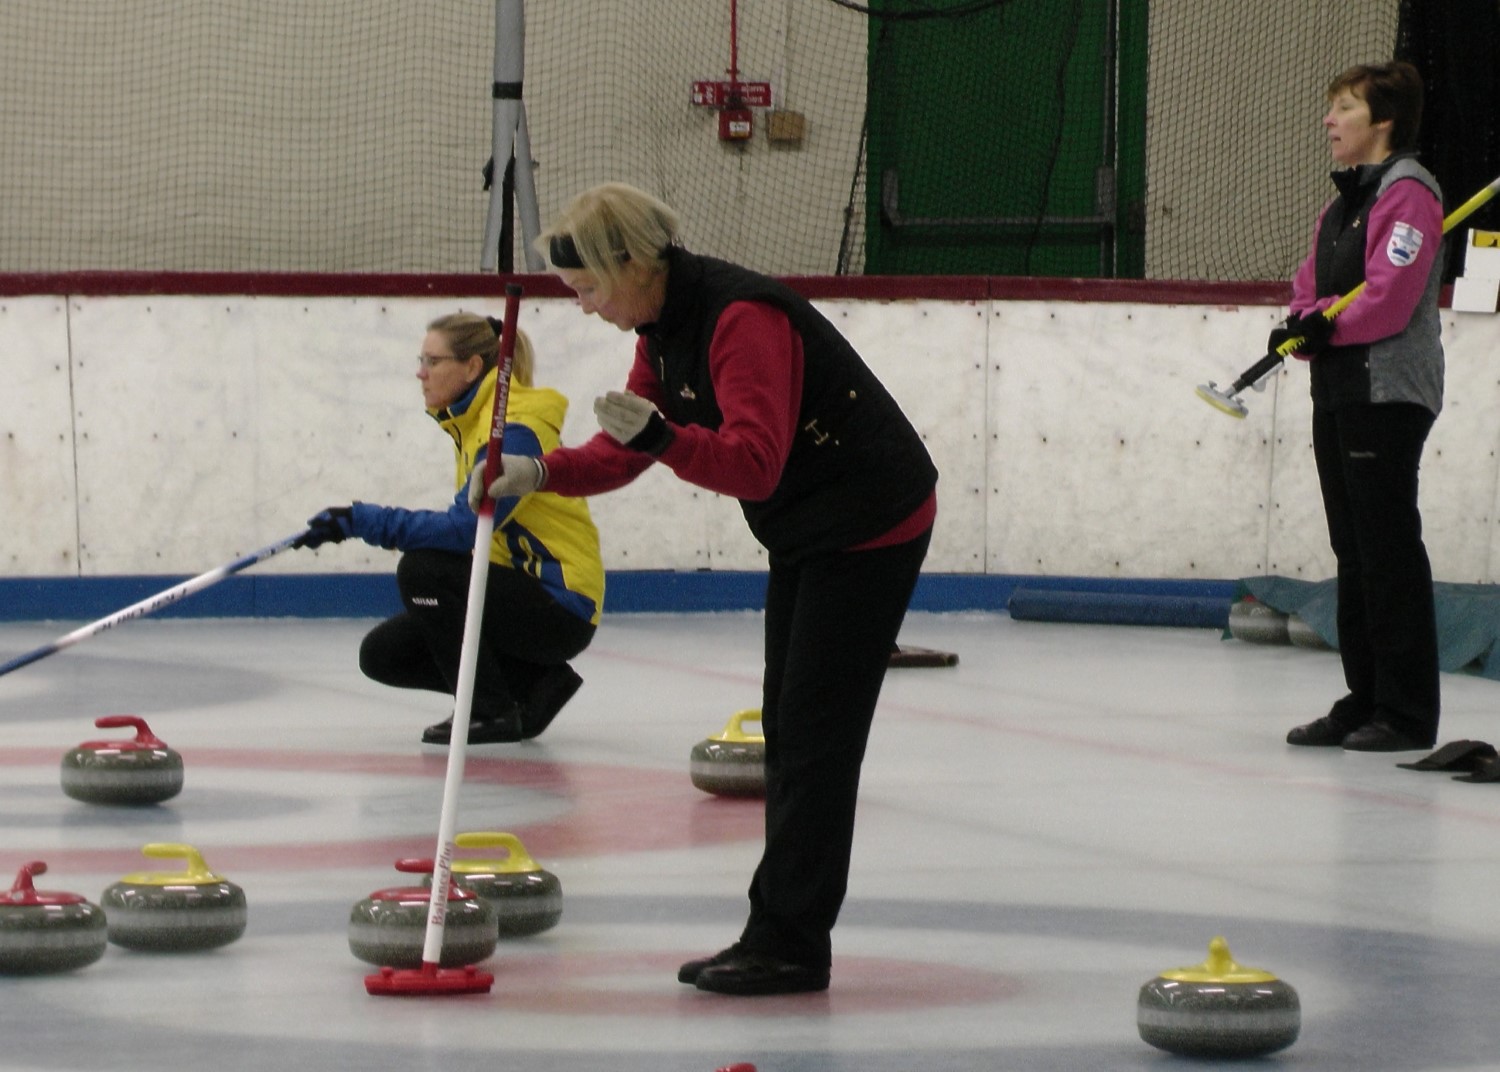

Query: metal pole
<box><xmin>481</xmin><ymin>0</ymin><xmax>543</xmax><ymax>272</ymax></box>
<box><xmin>513</xmin><ymin>105</ymin><xmax>543</xmax><ymax>269</ymax></box>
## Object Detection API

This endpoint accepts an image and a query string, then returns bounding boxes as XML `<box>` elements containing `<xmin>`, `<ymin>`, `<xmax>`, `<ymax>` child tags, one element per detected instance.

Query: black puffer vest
<box><xmin>639</xmin><ymin>248</ymin><xmax>937</xmax><ymax>562</ymax></box>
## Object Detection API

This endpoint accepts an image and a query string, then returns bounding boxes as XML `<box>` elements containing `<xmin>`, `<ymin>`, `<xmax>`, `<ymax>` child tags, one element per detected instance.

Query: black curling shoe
<box><xmin>521</xmin><ymin>665</ymin><xmax>583</xmax><ymax>740</ymax></box>
<box><xmin>1341</xmin><ymin>722</ymin><xmax>1431</xmax><ymax>752</ymax></box>
<box><xmin>1286</xmin><ymin>715</ymin><xmax>1357</xmax><ymax>747</ymax></box>
<box><xmin>421</xmin><ymin>705</ymin><xmax>523</xmax><ymax>746</ymax></box>
<box><xmin>694</xmin><ymin>951</ymin><xmax>830</xmax><ymax>996</ymax></box>
<box><xmin>678</xmin><ymin>942</ymin><xmax>746</xmax><ymax>984</ymax></box>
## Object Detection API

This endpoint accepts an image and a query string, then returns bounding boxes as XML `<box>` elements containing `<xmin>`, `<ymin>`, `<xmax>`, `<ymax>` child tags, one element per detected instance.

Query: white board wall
<box><xmin>2</xmin><ymin>292</ymin><xmax>1497</xmax><ymax>585</ymax></box>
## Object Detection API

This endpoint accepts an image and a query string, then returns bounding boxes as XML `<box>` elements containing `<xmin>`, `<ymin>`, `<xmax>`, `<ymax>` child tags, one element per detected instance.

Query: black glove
<box><xmin>1267</xmin><ymin>310</ymin><xmax>1335</xmax><ymax>358</ymax></box>
<box><xmin>294</xmin><ymin>506</ymin><xmax>354</xmax><ymax>549</ymax></box>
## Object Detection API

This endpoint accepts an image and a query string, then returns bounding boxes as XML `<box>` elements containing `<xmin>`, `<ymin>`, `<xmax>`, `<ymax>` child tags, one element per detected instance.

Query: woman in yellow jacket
<box><xmin>298</xmin><ymin>312</ymin><xmax>604</xmax><ymax>745</ymax></box>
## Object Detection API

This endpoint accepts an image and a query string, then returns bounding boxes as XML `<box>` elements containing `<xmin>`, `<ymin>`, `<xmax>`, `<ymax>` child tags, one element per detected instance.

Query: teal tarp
<box><xmin>1238</xmin><ymin>576</ymin><xmax>1500</xmax><ymax>682</ymax></box>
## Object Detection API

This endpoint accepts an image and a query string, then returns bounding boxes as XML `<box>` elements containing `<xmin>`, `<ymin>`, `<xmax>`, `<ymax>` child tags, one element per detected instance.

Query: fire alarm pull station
<box><xmin>693</xmin><ymin>79</ymin><xmax>770</xmax><ymax>144</ymax></box>
<box><xmin>719</xmin><ymin>106</ymin><xmax>753</xmax><ymax>141</ymax></box>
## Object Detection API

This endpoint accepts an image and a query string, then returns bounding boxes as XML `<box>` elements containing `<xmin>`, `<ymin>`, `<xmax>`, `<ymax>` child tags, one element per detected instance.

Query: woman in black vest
<box><xmin>1277</xmin><ymin>62</ymin><xmax>1444</xmax><ymax>752</ymax></box>
<box><xmin>477</xmin><ymin>182</ymin><xmax>938</xmax><ymax>994</ymax></box>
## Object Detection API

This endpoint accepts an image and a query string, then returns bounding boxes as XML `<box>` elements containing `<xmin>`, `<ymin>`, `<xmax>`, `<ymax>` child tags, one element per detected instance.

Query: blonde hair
<box><xmin>536</xmin><ymin>182</ymin><xmax>679</xmax><ymax>296</ymax></box>
<box><xmin>426</xmin><ymin>311</ymin><xmax>534</xmax><ymax>387</ymax></box>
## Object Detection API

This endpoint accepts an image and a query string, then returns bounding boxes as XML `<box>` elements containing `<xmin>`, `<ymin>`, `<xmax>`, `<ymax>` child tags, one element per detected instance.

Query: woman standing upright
<box><xmin>1279</xmin><ymin>61</ymin><xmax>1445</xmax><ymax>752</ymax></box>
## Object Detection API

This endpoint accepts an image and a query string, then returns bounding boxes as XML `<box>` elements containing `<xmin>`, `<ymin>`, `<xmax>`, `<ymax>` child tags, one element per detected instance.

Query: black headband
<box><xmin>549</xmin><ymin>233</ymin><xmax>637</xmax><ymax>271</ymax></box>
<box><xmin>548</xmin><ymin>234</ymin><xmax>586</xmax><ymax>269</ymax></box>
<box><xmin>485</xmin><ymin>315</ymin><xmax>505</xmax><ymax>337</ymax></box>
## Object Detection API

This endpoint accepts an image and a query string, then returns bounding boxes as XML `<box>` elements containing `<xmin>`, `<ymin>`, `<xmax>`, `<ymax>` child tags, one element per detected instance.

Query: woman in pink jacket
<box><xmin>1280</xmin><ymin>61</ymin><xmax>1445</xmax><ymax>753</ymax></box>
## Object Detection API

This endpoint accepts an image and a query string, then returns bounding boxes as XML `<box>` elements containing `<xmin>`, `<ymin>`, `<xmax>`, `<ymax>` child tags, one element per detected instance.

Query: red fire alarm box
<box><xmin>719</xmin><ymin>107</ymin><xmax>753</xmax><ymax>141</ymax></box>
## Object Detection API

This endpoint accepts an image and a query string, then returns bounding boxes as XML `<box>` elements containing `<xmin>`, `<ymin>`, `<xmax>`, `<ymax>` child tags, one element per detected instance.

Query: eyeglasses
<box><xmin>416</xmin><ymin>352</ymin><xmax>460</xmax><ymax>371</ymax></box>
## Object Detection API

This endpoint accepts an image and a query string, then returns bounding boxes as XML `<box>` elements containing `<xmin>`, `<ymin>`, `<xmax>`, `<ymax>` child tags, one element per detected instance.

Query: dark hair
<box><xmin>1328</xmin><ymin>61</ymin><xmax>1423</xmax><ymax>153</ymax></box>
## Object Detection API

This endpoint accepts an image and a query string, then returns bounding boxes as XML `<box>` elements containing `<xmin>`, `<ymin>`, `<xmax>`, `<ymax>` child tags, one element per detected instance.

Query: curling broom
<box><xmin>364</xmin><ymin>282</ymin><xmax>524</xmax><ymax>997</ymax></box>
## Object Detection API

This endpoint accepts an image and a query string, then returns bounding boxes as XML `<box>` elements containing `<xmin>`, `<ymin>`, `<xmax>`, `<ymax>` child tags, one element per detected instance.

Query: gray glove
<box><xmin>594</xmin><ymin>391</ymin><xmax>672</xmax><ymax>454</ymax></box>
<box><xmin>467</xmin><ymin>454</ymin><xmax>544</xmax><ymax>511</ymax></box>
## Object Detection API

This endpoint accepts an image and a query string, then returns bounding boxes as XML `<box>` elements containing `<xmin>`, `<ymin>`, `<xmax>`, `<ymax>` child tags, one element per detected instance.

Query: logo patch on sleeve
<box><xmin>1386</xmin><ymin>221</ymin><xmax>1423</xmax><ymax>266</ymax></box>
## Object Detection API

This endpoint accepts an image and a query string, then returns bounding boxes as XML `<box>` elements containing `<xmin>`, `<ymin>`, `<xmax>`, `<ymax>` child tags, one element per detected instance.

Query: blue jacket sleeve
<box><xmin>347</xmin><ymin>423</ymin><xmax>544</xmax><ymax>553</ymax></box>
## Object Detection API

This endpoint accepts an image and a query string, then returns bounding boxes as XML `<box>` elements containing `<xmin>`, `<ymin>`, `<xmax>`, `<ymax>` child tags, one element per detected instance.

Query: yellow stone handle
<box><xmin>712</xmin><ymin>709</ymin><xmax>764</xmax><ymax>743</ymax></box>
<box><xmin>452</xmin><ymin>831</ymin><xmax>543</xmax><ymax>875</ymax></box>
<box><xmin>1157</xmin><ymin>936</ymin><xmax>1279</xmax><ymax>984</ymax></box>
<box><xmin>118</xmin><ymin>843</ymin><xmax>225</xmax><ymax>886</ymax></box>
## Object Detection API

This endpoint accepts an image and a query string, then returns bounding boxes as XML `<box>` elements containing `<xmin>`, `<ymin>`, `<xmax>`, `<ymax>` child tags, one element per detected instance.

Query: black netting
<box><xmin>1398</xmin><ymin>0</ymin><xmax>1500</xmax><ymax>277</ymax></box>
<box><xmin>1</xmin><ymin>0</ymin><xmax>1494</xmax><ymax>279</ymax></box>
<box><xmin>0</xmin><ymin>0</ymin><xmax>491</xmax><ymax>272</ymax></box>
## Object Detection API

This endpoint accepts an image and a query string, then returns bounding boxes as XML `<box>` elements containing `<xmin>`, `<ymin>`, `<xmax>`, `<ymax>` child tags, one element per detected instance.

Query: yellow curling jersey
<box><xmin>433</xmin><ymin>368</ymin><xmax>604</xmax><ymax>625</ymax></box>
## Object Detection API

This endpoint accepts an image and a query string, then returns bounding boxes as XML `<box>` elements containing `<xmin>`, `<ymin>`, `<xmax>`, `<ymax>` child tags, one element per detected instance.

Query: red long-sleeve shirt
<box><xmin>543</xmin><ymin>299</ymin><xmax>935</xmax><ymax>548</ymax></box>
<box><xmin>543</xmin><ymin>301</ymin><xmax>801</xmax><ymax>500</ymax></box>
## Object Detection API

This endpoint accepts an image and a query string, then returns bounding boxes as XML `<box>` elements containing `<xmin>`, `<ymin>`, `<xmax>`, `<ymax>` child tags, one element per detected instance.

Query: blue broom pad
<box><xmin>1007</xmin><ymin>587</ymin><xmax>1230</xmax><ymax>629</ymax></box>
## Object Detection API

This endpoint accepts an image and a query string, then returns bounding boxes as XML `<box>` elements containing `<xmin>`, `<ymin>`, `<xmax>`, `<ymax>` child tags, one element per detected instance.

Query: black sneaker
<box><xmin>694</xmin><ymin>951</ymin><xmax>830</xmax><ymax>996</ymax></box>
<box><xmin>677</xmin><ymin>942</ymin><xmax>745</xmax><ymax>985</ymax></box>
<box><xmin>420</xmin><ymin>705</ymin><xmax>523</xmax><ymax>746</ymax></box>
<box><xmin>521</xmin><ymin>665</ymin><xmax>583</xmax><ymax>740</ymax></box>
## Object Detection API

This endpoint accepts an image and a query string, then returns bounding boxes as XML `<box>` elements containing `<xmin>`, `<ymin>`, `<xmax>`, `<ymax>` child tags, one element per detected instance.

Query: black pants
<box><xmin>1312</xmin><ymin>402</ymin><xmax>1439</xmax><ymax>742</ymax></box>
<box><xmin>359</xmin><ymin>549</ymin><xmax>595</xmax><ymax>716</ymax></box>
<box><xmin>740</xmin><ymin>527</ymin><xmax>931</xmax><ymax>970</ymax></box>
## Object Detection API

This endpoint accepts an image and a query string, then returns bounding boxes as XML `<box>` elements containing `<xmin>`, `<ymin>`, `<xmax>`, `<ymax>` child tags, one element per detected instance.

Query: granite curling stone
<box><xmin>427</xmin><ymin>832</ymin><xmax>562</xmax><ymax>938</ymax></box>
<box><xmin>1287</xmin><ymin>614</ymin><xmax>1332</xmax><ymax>650</ymax></box>
<box><xmin>348</xmin><ymin>857</ymin><xmax>498</xmax><ymax>968</ymax></box>
<box><xmin>1137</xmin><ymin>936</ymin><xmax>1300</xmax><ymax>1058</ymax></box>
<box><xmin>689</xmin><ymin>709</ymin><xmax>765</xmax><ymax>797</ymax></box>
<box><xmin>0</xmin><ymin>861</ymin><xmax>108</xmax><ymax>974</ymax></box>
<box><xmin>61</xmin><ymin>715</ymin><xmax>184</xmax><ymax>805</ymax></box>
<box><xmin>1226</xmin><ymin>599</ymin><xmax>1290</xmax><ymax>645</ymax></box>
<box><xmin>101</xmin><ymin>843</ymin><xmax>247</xmax><ymax>952</ymax></box>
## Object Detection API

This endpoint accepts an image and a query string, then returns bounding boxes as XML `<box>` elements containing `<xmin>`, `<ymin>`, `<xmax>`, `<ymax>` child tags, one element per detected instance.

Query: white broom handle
<box><xmin>420</xmin><ymin>508</ymin><xmax>497</xmax><ymax>964</ymax></box>
<box><xmin>418</xmin><ymin>282</ymin><xmax>523</xmax><ymax>968</ymax></box>
<box><xmin>0</xmin><ymin>530</ymin><xmax>308</xmax><ymax>678</ymax></box>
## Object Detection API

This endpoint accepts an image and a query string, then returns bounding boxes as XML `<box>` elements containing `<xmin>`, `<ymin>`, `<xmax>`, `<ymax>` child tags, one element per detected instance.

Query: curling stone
<box><xmin>1226</xmin><ymin>599</ymin><xmax>1290</xmax><ymax>645</ymax></box>
<box><xmin>690</xmin><ymin>709</ymin><xmax>765</xmax><ymax>798</ymax></box>
<box><xmin>348</xmin><ymin>858</ymin><xmax>498</xmax><ymax>969</ymax></box>
<box><xmin>1137</xmin><ymin>936</ymin><xmax>1300</xmax><ymax>1058</ymax></box>
<box><xmin>60</xmin><ymin>715</ymin><xmax>184</xmax><ymax>805</ymax></box>
<box><xmin>1287</xmin><ymin>614</ymin><xmax>1332</xmax><ymax>650</ymax></box>
<box><xmin>0</xmin><ymin>861</ymin><xmax>108</xmax><ymax>974</ymax></box>
<box><xmin>101</xmin><ymin>843</ymin><xmax>247</xmax><ymax>951</ymax></box>
<box><xmin>425</xmin><ymin>832</ymin><xmax>562</xmax><ymax>938</ymax></box>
